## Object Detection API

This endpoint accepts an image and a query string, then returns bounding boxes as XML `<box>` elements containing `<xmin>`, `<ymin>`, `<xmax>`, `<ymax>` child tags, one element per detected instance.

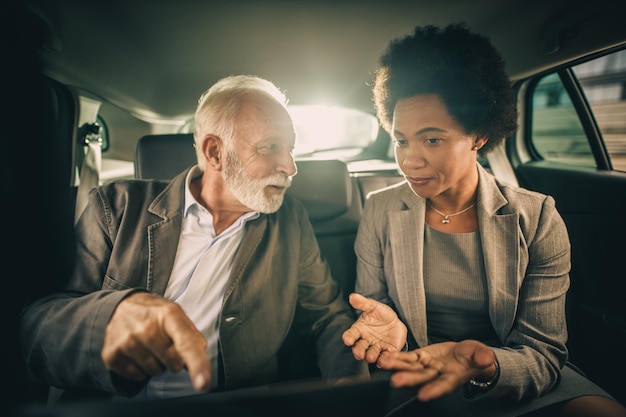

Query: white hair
<box><xmin>193</xmin><ymin>75</ymin><xmax>289</xmax><ymax>170</ymax></box>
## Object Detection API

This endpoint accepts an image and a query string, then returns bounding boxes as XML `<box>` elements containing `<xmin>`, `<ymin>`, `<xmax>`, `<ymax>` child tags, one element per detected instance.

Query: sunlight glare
<box><xmin>288</xmin><ymin>104</ymin><xmax>378</xmax><ymax>156</ymax></box>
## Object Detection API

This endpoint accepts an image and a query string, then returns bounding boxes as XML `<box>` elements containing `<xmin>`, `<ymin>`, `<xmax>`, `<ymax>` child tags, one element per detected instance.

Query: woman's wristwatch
<box><xmin>468</xmin><ymin>359</ymin><xmax>500</xmax><ymax>390</ymax></box>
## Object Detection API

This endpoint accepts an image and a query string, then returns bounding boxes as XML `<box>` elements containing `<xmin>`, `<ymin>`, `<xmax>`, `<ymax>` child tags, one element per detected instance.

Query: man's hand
<box><xmin>377</xmin><ymin>340</ymin><xmax>497</xmax><ymax>401</ymax></box>
<box><xmin>342</xmin><ymin>293</ymin><xmax>408</xmax><ymax>363</ymax></box>
<box><xmin>101</xmin><ymin>292</ymin><xmax>211</xmax><ymax>392</ymax></box>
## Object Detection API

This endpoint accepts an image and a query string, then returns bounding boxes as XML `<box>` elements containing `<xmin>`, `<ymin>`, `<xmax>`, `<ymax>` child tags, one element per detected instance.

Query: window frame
<box><xmin>516</xmin><ymin>45</ymin><xmax>626</xmax><ymax>172</ymax></box>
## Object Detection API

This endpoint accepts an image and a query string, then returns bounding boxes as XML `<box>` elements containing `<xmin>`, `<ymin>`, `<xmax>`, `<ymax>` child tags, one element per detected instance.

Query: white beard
<box><xmin>222</xmin><ymin>150</ymin><xmax>291</xmax><ymax>213</ymax></box>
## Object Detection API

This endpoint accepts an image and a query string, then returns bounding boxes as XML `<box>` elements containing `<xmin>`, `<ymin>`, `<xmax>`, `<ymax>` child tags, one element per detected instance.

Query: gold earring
<box><xmin>471</xmin><ymin>146</ymin><xmax>478</xmax><ymax>151</ymax></box>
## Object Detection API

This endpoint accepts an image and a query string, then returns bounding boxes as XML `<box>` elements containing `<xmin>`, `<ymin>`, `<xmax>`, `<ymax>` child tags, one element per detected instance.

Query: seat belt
<box><xmin>74</xmin><ymin>96</ymin><xmax>102</xmax><ymax>224</ymax></box>
<box><xmin>486</xmin><ymin>141</ymin><xmax>519</xmax><ymax>187</ymax></box>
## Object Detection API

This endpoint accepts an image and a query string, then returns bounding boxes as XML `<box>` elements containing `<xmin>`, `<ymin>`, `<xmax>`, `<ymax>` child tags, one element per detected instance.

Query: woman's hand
<box><xmin>377</xmin><ymin>340</ymin><xmax>497</xmax><ymax>401</ymax></box>
<box><xmin>342</xmin><ymin>293</ymin><xmax>408</xmax><ymax>363</ymax></box>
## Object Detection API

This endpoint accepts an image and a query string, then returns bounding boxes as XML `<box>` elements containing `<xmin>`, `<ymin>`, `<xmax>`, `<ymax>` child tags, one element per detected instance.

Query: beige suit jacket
<box><xmin>355</xmin><ymin>163</ymin><xmax>571</xmax><ymax>401</ymax></box>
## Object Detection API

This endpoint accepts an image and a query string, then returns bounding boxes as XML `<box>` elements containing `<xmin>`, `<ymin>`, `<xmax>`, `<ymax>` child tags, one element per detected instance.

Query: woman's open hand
<box><xmin>342</xmin><ymin>293</ymin><xmax>408</xmax><ymax>363</ymax></box>
<box><xmin>377</xmin><ymin>340</ymin><xmax>497</xmax><ymax>401</ymax></box>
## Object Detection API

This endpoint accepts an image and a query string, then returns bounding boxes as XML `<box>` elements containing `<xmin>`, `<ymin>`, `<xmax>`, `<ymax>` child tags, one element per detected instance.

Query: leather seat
<box><xmin>134</xmin><ymin>133</ymin><xmax>196</xmax><ymax>180</ymax></box>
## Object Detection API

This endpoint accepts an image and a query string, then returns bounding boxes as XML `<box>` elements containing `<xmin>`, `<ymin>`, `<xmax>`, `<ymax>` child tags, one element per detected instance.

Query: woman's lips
<box><xmin>406</xmin><ymin>176</ymin><xmax>430</xmax><ymax>186</ymax></box>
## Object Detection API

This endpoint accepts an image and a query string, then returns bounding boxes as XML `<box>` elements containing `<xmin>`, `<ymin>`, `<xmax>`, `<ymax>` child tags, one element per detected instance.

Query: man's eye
<box><xmin>393</xmin><ymin>139</ymin><xmax>407</xmax><ymax>146</ymax></box>
<box><xmin>256</xmin><ymin>144</ymin><xmax>281</xmax><ymax>155</ymax></box>
<box><xmin>425</xmin><ymin>138</ymin><xmax>441</xmax><ymax>144</ymax></box>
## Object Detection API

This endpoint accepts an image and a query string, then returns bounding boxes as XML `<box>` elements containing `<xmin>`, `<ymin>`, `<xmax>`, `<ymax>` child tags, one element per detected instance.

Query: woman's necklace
<box><xmin>427</xmin><ymin>202</ymin><xmax>476</xmax><ymax>224</ymax></box>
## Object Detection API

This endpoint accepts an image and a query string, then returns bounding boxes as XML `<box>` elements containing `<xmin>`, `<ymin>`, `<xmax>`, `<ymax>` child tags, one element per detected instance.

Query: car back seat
<box><xmin>279</xmin><ymin>158</ymin><xmax>363</xmax><ymax>381</ymax></box>
<box><xmin>356</xmin><ymin>174</ymin><xmax>405</xmax><ymax>203</ymax></box>
<box><xmin>135</xmin><ymin>133</ymin><xmax>196</xmax><ymax>180</ymax></box>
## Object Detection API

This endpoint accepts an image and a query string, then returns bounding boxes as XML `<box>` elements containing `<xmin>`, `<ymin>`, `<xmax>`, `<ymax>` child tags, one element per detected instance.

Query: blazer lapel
<box><xmin>389</xmin><ymin>188</ymin><xmax>429</xmax><ymax>347</ymax></box>
<box><xmin>147</xmin><ymin>170</ymin><xmax>188</xmax><ymax>295</ymax></box>
<box><xmin>222</xmin><ymin>215</ymin><xmax>267</xmax><ymax>303</ymax></box>
<box><xmin>477</xmin><ymin>166</ymin><xmax>520</xmax><ymax>340</ymax></box>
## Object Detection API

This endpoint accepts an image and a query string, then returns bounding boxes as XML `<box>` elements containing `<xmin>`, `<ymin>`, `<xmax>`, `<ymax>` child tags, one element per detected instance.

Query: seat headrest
<box><xmin>134</xmin><ymin>135</ymin><xmax>352</xmax><ymax>223</ymax></box>
<box><xmin>135</xmin><ymin>133</ymin><xmax>196</xmax><ymax>180</ymax></box>
<box><xmin>287</xmin><ymin>159</ymin><xmax>352</xmax><ymax>222</ymax></box>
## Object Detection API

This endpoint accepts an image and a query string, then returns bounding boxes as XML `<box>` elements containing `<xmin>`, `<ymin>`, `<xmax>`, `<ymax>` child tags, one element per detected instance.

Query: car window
<box><xmin>574</xmin><ymin>50</ymin><xmax>626</xmax><ymax>171</ymax></box>
<box><xmin>289</xmin><ymin>105</ymin><xmax>379</xmax><ymax>158</ymax></box>
<box><xmin>529</xmin><ymin>48</ymin><xmax>626</xmax><ymax>171</ymax></box>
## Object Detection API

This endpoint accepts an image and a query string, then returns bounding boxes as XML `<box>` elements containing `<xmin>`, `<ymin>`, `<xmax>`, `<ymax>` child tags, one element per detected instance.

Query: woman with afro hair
<box><xmin>343</xmin><ymin>23</ymin><xmax>626</xmax><ymax>417</ymax></box>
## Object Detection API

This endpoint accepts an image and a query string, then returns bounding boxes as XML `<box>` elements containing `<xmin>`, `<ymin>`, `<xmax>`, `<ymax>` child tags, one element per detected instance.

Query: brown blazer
<box><xmin>20</xmin><ymin>166</ymin><xmax>367</xmax><ymax>399</ymax></box>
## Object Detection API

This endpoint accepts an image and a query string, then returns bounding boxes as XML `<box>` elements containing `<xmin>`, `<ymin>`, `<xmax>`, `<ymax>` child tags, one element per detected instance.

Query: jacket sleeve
<box><xmin>486</xmin><ymin>195</ymin><xmax>570</xmax><ymax>401</ymax></box>
<box><xmin>19</xmin><ymin>186</ymin><xmax>147</xmax><ymax>397</ymax></box>
<box><xmin>291</xmin><ymin>201</ymin><xmax>369</xmax><ymax>381</ymax></box>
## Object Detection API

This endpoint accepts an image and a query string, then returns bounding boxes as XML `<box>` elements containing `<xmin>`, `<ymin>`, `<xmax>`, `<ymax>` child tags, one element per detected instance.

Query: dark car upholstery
<box><xmin>135</xmin><ymin>133</ymin><xmax>196</xmax><ymax>180</ymax></box>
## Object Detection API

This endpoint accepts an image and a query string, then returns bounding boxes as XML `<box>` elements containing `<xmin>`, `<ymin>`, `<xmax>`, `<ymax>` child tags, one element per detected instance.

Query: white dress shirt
<box><xmin>133</xmin><ymin>167</ymin><xmax>259</xmax><ymax>399</ymax></box>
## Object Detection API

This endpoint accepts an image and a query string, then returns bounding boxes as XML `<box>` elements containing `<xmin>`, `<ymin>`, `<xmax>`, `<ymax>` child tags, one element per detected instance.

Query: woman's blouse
<box><xmin>423</xmin><ymin>225</ymin><xmax>499</xmax><ymax>346</ymax></box>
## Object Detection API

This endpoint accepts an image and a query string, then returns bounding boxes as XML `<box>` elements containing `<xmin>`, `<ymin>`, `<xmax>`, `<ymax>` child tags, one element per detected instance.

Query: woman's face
<box><xmin>391</xmin><ymin>94</ymin><xmax>483</xmax><ymax>200</ymax></box>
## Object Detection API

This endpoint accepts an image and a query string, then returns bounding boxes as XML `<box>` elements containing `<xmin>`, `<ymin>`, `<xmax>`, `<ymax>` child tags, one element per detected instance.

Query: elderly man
<box><xmin>19</xmin><ymin>75</ymin><xmax>405</xmax><ymax>401</ymax></box>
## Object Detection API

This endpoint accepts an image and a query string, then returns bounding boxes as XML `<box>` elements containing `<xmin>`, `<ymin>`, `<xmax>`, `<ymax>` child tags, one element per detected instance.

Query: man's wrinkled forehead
<box><xmin>237</xmin><ymin>120</ymin><xmax>293</xmax><ymax>128</ymax></box>
<box><xmin>237</xmin><ymin>106</ymin><xmax>293</xmax><ymax>128</ymax></box>
<box><xmin>234</xmin><ymin>118</ymin><xmax>296</xmax><ymax>138</ymax></box>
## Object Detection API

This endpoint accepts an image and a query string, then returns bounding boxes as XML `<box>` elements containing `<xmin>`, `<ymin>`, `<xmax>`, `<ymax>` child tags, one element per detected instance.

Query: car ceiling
<box><xmin>23</xmin><ymin>0</ymin><xmax>626</xmax><ymax>123</ymax></box>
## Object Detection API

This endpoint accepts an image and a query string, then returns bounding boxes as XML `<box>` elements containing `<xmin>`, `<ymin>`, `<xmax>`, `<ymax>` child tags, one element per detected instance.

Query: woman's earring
<box><xmin>471</xmin><ymin>146</ymin><xmax>478</xmax><ymax>151</ymax></box>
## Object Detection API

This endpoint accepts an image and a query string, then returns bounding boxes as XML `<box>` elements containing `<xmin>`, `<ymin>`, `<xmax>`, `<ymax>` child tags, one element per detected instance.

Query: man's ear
<box><xmin>202</xmin><ymin>134</ymin><xmax>223</xmax><ymax>169</ymax></box>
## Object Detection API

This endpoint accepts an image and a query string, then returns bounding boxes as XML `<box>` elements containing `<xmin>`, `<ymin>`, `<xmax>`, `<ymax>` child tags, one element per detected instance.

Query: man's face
<box><xmin>222</xmin><ymin>94</ymin><xmax>297</xmax><ymax>213</ymax></box>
